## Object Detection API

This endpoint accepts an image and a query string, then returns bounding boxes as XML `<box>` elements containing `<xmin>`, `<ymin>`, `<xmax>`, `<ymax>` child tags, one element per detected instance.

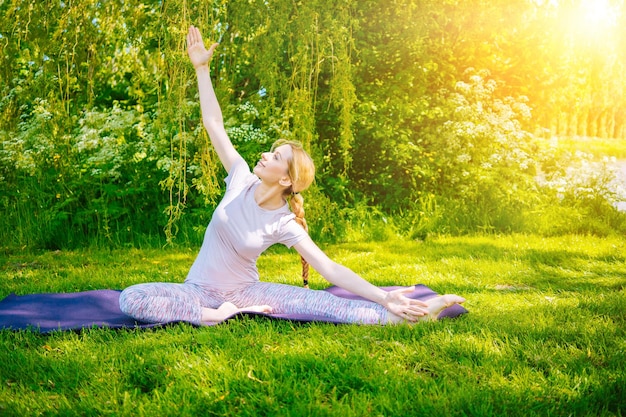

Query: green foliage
<box><xmin>425</xmin><ymin>70</ymin><xmax>540</xmax><ymax>233</ymax></box>
<box><xmin>0</xmin><ymin>0</ymin><xmax>226</xmax><ymax>248</ymax></box>
<box><xmin>1</xmin><ymin>0</ymin><xmax>625</xmax><ymax>249</ymax></box>
<box><xmin>531</xmin><ymin>147</ymin><xmax>626</xmax><ymax>236</ymax></box>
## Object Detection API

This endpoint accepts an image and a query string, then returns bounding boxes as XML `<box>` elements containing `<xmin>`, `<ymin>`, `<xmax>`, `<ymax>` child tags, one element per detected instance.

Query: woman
<box><xmin>119</xmin><ymin>26</ymin><xmax>465</xmax><ymax>325</ymax></box>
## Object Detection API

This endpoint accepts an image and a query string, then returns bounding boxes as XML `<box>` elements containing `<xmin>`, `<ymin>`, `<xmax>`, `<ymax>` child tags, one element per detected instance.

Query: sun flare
<box><xmin>576</xmin><ymin>0</ymin><xmax>619</xmax><ymax>30</ymax></box>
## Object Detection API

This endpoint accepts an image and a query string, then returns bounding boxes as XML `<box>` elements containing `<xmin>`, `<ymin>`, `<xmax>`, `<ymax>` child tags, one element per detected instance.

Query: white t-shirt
<box><xmin>185</xmin><ymin>158</ymin><xmax>308</xmax><ymax>291</ymax></box>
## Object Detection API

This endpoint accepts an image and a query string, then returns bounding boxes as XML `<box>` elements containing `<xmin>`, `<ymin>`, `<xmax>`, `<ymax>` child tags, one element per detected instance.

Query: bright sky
<box><xmin>533</xmin><ymin>0</ymin><xmax>621</xmax><ymax>30</ymax></box>
<box><xmin>578</xmin><ymin>0</ymin><xmax>619</xmax><ymax>29</ymax></box>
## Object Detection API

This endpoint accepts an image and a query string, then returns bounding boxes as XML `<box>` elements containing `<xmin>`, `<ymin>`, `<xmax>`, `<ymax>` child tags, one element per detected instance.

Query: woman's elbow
<box><xmin>203</xmin><ymin>117</ymin><xmax>224</xmax><ymax>132</ymax></box>
<box><xmin>321</xmin><ymin>262</ymin><xmax>346</xmax><ymax>283</ymax></box>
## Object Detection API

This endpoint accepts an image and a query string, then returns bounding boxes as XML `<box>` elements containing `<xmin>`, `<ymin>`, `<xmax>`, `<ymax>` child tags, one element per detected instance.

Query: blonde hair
<box><xmin>271</xmin><ymin>139</ymin><xmax>315</xmax><ymax>287</ymax></box>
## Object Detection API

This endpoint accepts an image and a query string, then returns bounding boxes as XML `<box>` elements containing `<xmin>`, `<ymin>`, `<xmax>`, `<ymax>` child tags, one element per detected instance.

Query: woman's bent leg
<box><xmin>229</xmin><ymin>282</ymin><xmax>389</xmax><ymax>324</ymax></box>
<box><xmin>119</xmin><ymin>283</ymin><xmax>223</xmax><ymax>325</ymax></box>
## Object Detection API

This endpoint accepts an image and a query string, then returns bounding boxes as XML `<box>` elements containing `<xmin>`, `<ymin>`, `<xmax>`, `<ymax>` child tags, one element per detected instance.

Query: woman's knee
<box><xmin>118</xmin><ymin>285</ymin><xmax>143</xmax><ymax>315</ymax></box>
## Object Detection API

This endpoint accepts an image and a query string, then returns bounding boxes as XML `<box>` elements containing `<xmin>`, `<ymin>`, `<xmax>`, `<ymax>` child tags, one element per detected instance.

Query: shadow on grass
<box><xmin>420</xmin><ymin>239</ymin><xmax>624</xmax><ymax>264</ymax></box>
<box><xmin>409</xmin><ymin>238</ymin><xmax>625</xmax><ymax>293</ymax></box>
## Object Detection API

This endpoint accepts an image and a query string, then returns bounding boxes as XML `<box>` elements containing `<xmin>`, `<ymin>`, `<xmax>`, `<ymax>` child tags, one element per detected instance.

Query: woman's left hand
<box><xmin>187</xmin><ymin>25</ymin><xmax>218</xmax><ymax>70</ymax></box>
<box><xmin>382</xmin><ymin>286</ymin><xmax>429</xmax><ymax>321</ymax></box>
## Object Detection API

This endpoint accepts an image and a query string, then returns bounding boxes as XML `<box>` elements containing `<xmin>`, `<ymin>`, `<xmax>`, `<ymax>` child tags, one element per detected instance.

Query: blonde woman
<box><xmin>119</xmin><ymin>26</ymin><xmax>465</xmax><ymax>325</ymax></box>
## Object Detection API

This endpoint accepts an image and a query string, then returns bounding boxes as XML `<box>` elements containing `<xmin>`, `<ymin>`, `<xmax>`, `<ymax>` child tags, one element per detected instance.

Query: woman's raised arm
<box><xmin>187</xmin><ymin>25</ymin><xmax>243</xmax><ymax>173</ymax></box>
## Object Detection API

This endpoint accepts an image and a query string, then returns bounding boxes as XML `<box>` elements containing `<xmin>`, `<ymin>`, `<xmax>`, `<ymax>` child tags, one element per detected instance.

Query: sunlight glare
<box><xmin>577</xmin><ymin>0</ymin><xmax>618</xmax><ymax>30</ymax></box>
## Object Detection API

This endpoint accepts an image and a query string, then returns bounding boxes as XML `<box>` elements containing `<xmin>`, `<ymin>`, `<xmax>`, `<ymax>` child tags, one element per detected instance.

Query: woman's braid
<box><xmin>290</xmin><ymin>193</ymin><xmax>310</xmax><ymax>287</ymax></box>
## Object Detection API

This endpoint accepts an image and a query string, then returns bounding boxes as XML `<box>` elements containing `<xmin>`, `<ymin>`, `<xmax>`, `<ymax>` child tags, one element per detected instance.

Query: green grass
<box><xmin>551</xmin><ymin>136</ymin><xmax>626</xmax><ymax>159</ymax></box>
<box><xmin>1</xmin><ymin>234</ymin><xmax>625</xmax><ymax>416</ymax></box>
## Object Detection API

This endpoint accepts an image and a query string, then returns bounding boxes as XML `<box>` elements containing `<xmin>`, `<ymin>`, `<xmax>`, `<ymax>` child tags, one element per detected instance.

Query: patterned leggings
<box><xmin>119</xmin><ymin>281</ymin><xmax>390</xmax><ymax>325</ymax></box>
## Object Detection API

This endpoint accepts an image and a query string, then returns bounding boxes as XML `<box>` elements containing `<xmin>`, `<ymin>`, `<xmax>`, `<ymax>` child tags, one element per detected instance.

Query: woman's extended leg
<box><xmin>229</xmin><ymin>282</ymin><xmax>464</xmax><ymax>325</ymax></box>
<box><xmin>119</xmin><ymin>282</ymin><xmax>224</xmax><ymax>325</ymax></box>
<box><xmin>228</xmin><ymin>282</ymin><xmax>390</xmax><ymax>324</ymax></box>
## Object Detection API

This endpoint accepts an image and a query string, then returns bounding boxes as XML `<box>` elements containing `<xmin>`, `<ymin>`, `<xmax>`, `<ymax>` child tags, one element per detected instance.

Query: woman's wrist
<box><xmin>379</xmin><ymin>291</ymin><xmax>392</xmax><ymax>310</ymax></box>
<box><xmin>194</xmin><ymin>62</ymin><xmax>209</xmax><ymax>72</ymax></box>
<box><xmin>363</xmin><ymin>285</ymin><xmax>390</xmax><ymax>309</ymax></box>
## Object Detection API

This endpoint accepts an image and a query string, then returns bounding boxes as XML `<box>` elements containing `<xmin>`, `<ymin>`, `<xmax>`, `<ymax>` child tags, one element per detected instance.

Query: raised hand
<box><xmin>187</xmin><ymin>25</ymin><xmax>219</xmax><ymax>70</ymax></box>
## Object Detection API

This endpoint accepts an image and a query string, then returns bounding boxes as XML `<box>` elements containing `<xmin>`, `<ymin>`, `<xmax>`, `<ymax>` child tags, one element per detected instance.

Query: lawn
<box><xmin>1</xmin><ymin>234</ymin><xmax>625</xmax><ymax>416</ymax></box>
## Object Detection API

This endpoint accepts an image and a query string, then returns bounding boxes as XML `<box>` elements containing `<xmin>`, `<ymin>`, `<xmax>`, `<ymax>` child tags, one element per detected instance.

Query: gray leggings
<box><xmin>119</xmin><ymin>281</ymin><xmax>390</xmax><ymax>325</ymax></box>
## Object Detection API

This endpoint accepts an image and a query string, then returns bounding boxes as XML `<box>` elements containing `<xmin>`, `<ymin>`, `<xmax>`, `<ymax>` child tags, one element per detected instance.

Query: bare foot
<box><xmin>201</xmin><ymin>302</ymin><xmax>274</xmax><ymax>324</ymax></box>
<box><xmin>418</xmin><ymin>294</ymin><xmax>466</xmax><ymax>322</ymax></box>
<box><xmin>237</xmin><ymin>304</ymin><xmax>274</xmax><ymax>315</ymax></box>
<box><xmin>386</xmin><ymin>294</ymin><xmax>465</xmax><ymax>324</ymax></box>
<box><xmin>216</xmin><ymin>302</ymin><xmax>239</xmax><ymax>318</ymax></box>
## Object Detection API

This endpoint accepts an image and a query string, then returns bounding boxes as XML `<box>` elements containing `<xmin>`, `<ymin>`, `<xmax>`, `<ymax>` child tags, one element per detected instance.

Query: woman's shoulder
<box><xmin>225</xmin><ymin>158</ymin><xmax>258</xmax><ymax>189</ymax></box>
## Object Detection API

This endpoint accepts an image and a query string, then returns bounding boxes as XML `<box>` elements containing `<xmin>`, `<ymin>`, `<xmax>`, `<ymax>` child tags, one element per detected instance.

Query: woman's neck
<box><xmin>254</xmin><ymin>182</ymin><xmax>286</xmax><ymax>210</ymax></box>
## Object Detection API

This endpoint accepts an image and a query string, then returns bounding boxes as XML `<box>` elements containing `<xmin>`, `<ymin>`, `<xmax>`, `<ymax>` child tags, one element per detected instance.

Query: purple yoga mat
<box><xmin>0</xmin><ymin>284</ymin><xmax>467</xmax><ymax>333</ymax></box>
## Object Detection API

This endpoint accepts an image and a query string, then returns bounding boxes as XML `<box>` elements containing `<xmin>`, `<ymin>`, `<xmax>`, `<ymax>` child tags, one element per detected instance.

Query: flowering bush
<box><xmin>532</xmin><ymin>146</ymin><xmax>626</xmax><ymax>235</ymax></box>
<box><xmin>416</xmin><ymin>70</ymin><xmax>540</xmax><ymax>233</ymax></box>
<box><xmin>537</xmin><ymin>150</ymin><xmax>626</xmax><ymax>206</ymax></box>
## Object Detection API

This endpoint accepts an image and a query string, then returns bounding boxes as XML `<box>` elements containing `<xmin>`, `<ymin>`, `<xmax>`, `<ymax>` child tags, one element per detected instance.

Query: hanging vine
<box><xmin>327</xmin><ymin>0</ymin><xmax>357</xmax><ymax>176</ymax></box>
<box><xmin>157</xmin><ymin>0</ymin><xmax>229</xmax><ymax>244</ymax></box>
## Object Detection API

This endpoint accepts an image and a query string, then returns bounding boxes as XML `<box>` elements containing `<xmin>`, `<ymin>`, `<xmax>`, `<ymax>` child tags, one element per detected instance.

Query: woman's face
<box><xmin>253</xmin><ymin>144</ymin><xmax>293</xmax><ymax>186</ymax></box>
